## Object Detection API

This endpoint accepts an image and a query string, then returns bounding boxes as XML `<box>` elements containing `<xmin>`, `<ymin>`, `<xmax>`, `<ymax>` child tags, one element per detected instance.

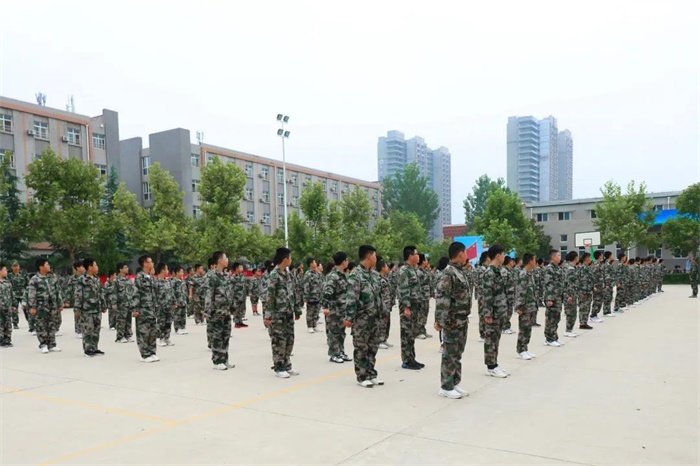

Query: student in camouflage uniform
<box><xmin>114</xmin><ymin>263</ymin><xmax>134</xmax><ymax>343</ymax></box>
<box><xmin>501</xmin><ymin>256</ymin><xmax>516</xmax><ymax>335</ymax></box>
<box><xmin>514</xmin><ymin>253</ymin><xmax>538</xmax><ymax>360</ymax></box>
<box><xmin>185</xmin><ymin>267</ymin><xmax>195</xmax><ymax>317</ymax></box>
<box><xmin>154</xmin><ymin>263</ymin><xmax>176</xmax><ymax>346</ymax></box>
<box><xmin>614</xmin><ymin>254</ymin><xmax>628</xmax><ymax>312</ymax></box>
<box><xmin>434</xmin><ymin>242</ymin><xmax>473</xmax><ymax>399</ymax></box>
<box><xmin>27</xmin><ymin>259</ymin><xmax>63</xmax><ymax>353</ymax></box>
<box><xmin>133</xmin><ymin>255</ymin><xmax>159</xmax><ymax>363</ymax></box>
<box><xmin>561</xmin><ymin>251</ymin><xmax>579</xmax><ymax>338</ymax></box>
<box><xmin>415</xmin><ymin>254</ymin><xmax>432</xmax><ymax>339</ymax></box>
<box><xmin>265</xmin><ymin>248</ymin><xmax>300</xmax><ymax>378</ymax></box>
<box><xmin>533</xmin><ymin>258</ymin><xmax>546</xmax><ymax>326</ymax></box>
<box><xmin>172</xmin><ymin>266</ymin><xmax>189</xmax><ymax>335</ymax></box>
<box><xmin>577</xmin><ymin>253</ymin><xmax>595</xmax><ymax>329</ymax></box>
<box><xmin>104</xmin><ymin>271</ymin><xmax>117</xmax><ymax>330</ymax></box>
<box><xmin>229</xmin><ymin>263</ymin><xmax>248</xmax><ymax>329</ymax></box>
<box><xmin>657</xmin><ymin>259</ymin><xmax>665</xmax><ymax>293</ymax></box>
<box><xmin>398</xmin><ymin>246</ymin><xmax>423</xmax><ymax>370</ymax></box>
<box><xmin>344</xmin><ymin>245</ymin><xmax>383</xmax><ymax>388</ymax></box>
<box><xmin>191</xmin><ymin>264</ymin><xmax>206</xmax><ymax>325</ymax></box>
<box><xmin>204</xmin><ymin>251</ymin><xmax>236</xmax><ymax>370</ymax></box>
<box><xmin>377</xmin><ymin>259</ymin><xmax>392</xmax><ymax>350</ymax></box>
<box><xmin>690</xmin><ymin>257</ymin><xmax>699</xmax><ymax>298</ymax></box>
<box><xmin>481</xmin><ymin>245</ymin><xmax>509</xmax><ymax>377</ymax></box>
<box><xmin>590</xmin><ymin>251</ymin><xmax>605</xmax><ymax>321</ymax></box>
<box><xmin>9</xmin><ymin>262</ymin><xmax>29</xmax><ymax>331</ymax></box>
<box><xmin>599</xmin><ymin>252</ymin><xmax>616</xmax><ymax>316</ymax></box>
<box><xmin>259</xmin><ymin>260</ymin><xmax>275</xmax><ymax>337</ymax></box>
<box><xmin>74</xmin><ymin>258</ymin><xmax>107</xmax><ymax>357</ymax></box>
<box><xmin>0</xmin><ymin>263</ymin><xmax>15</xmax><ymax>347</ymax></box>
<box><xmin>628</xmin><ymin>258</ymin><xmax>640</xmax><ymax>305</ymax></box>
<box><xmin>322</xmin><ymin>252</ymin><xmax>350</xmax><ymax>363</ymax></box>
<box><xmin>249</xmin><ymin>267</ymin><xmax>263</xmax><ymax>316</ymax></box>
<box><xmin>434</xmin><ymin>256</ymin><xmax>449</xmax><ymax>352</ymax></box>
<box><xmin>543</xmin><ymin>249</ymin><xmax>564</xmax><ymax>346</ymax></box>
<box><xmin>66</xmin><ymin>261</ymin><xmax>86</xmax><ymax>337</ymax></box>
<box><xmin>293</xmin><ymin>263</ymin><xmax>304</xmax><ymax>320</ymax></box>
<box><xmin>476</xmin><ymin>252</ymin><xmax>491</xmax><ymax>341</ymax></box>
<box><xmin>303</xmin><ymin>258</ymin><xmax>323</xmax><ymax>333</ymax></box>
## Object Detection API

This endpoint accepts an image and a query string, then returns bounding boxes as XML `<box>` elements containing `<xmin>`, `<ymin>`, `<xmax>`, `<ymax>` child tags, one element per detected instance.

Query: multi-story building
<box><xmin>0</xmin><ymin>96</ymin><xmax>120</xmax><ymax>197</ymax></box>
<box><xmin>377</xmin><ymin>130</ymin><xmax>452</xmax><ymax>240</ymax></box>
<box><xmin>121</xmin><ymin>128</ymin><xmax>382</xmax><ymax>235</ymax></box>
<box><xmin>506</xmin><ymin>115</ymin><xmax>573</xmax><ymax>203</ymax></box>
<box><xmin>526</xmin><ymin>191</ymin><xmax>683</xmax><ymax>268</ymax></box>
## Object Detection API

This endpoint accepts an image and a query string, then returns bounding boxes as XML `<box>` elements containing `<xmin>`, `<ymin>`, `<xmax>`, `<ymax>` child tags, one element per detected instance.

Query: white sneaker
<box><xmin>545</xmin><ymin>340</ymin><xmax>562</xmax><ymax>347</ymax></box>
<box><xmin>55</xmin><ymin>332</ymin><xmax>62</xmax><ymax>336</ymax></box>
<box><xmin>109</xmin><ymin>327</ymin><xmax>116</xmax><ymax>331</ymax></box>
<box><xmin>385</xmin><ymin>342</ymin><xmax>394</xmax><ymax>347</ymax></box>
<box><xmin>517</xmin><ymin>351</ymin><xmax>532</xmax><ymax>360</ymax></box>
<box><xmin>118</xmin><ymin>338</ymin><xmax>128</xmax><ymax>343</ymax></box>
<box><xmin>438</xmin><ymin>388</ymin><xmax>462</xmax><ymax>399</ymax></box>
<box><xmin>370</xmin><ymin>378</ymin><xmax>384</xmax><ymax>386</ymax></box>
<box><xmin>76</xmin><ymin>334</ymin><xmax>83</xmax><ymax>339</ymax></box>
<box><xmin>486</xmin><ymin>367</ymin><xmax>508</xmax><ymax>378</ymax></box>
<box><xmin>213</xmin><ymin>363</ymin><xmax>228</xmax><ymax>371</ymax></box>
<box><xmin>604</xmin><ymin>313</ymin><xmax>616</xmax><ymax>318</ymax></box>
<box><xmin>593</xmin><ymin>317</ymin><xmax>604</xmax><ymax>323</ymax></box>
<box><xmin>526</xmin><ymin>351</ymin><xmax>537</xmax><ymax>358</ymax></box>
<box><xmin>358</xmin><ymin>380</ymin><xmax>374</xmax><ymax>388</ymax></box>
<box><xmin>478</xmin><ymin>337</ymin><xmax>485</xmax><ymax>343</ymax></box>
<box><xmin>307</xmin><ymin>328</ymin><xmax>315</xmax><ymax>334</ymax></box>
<box><xmin>151</xmin><ymin>355</ymin><xmax>160</xmax><ymax>362</ymax></box>
<box><xmin>40</xmin><ymin>345</ymin><xmax>49</xmax><ymax>354</ymax></box>
<box><xmin>49</xmin><ymin>346</ymin><xmax>62</xmax><ymax>352</ymax></box>
<box><xmin>454</xmin><ymin>385</ymin><xmax>469</xmax><ymax>396</ymax></box>
<box><xmin>158</xmin><ymin>339</ymin><xmax>167</xmax><ymax>347</ymax></box>
<box><xmin>288</xmin><ymin>369</ymin><xmax>300</xmax><ymax>376</ymax></box>
<box><xmin>502</xmin><ymin>328</ymin><xmax>515</xmax><ymax>335</ymax></box>
<box><xmin>175</xmin><ymin>329</ymin><xmax>187</xmax><ymax>335</ymax></box>
<box><xmin>31</xmin><ymin>331</ymin><xmax>36</xmax><ymax>336</ymax></box>
<box><xmin>276</xmin><ymin>371</ymin><xmax>290</xmax><ymax>378</ymax></box>
<box><xmin>226</xmin><ymin>363</ymin><xmax>236</xmax><ymax>369</ymax></box>
<box><xmin>165</xmin><ymin>340</ymin><xmax>174</xmax><ymax>346</ymax></box>
<box><xmin>126</xmin><ymin>337</ymin><xmax>134</xmax><ymax>342</ymax></box>
<box><xmin>417</xmin><ymin>334</ymin><xmax>427</xmax><ymax>340</ymax></box>
<box><xmin>378</xmin><ymin>342</ymin><xmax>389</xmax><ymax>349</ymax></box>
<box><xmin>563</xmin><ymin>332</ymin><xmax>578</xmax><ymax>338</ymax></box>
<box><xmin>142</xmin><ymin>355</ymin><xmax>158</xmax><ymax>363</ymax></box>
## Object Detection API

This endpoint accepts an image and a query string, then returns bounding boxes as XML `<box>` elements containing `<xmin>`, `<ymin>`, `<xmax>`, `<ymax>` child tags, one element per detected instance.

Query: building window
<box><xmin>331</xmin><ymin>181</ymin><xmax>338</xmax><ymax>192</ymax></box>
<box><xmin>304</xmin><ymin>175</ymin><xmax>312</xmax><ymax>185</ymax></box>
<box><xmin>95</xmin><ymin>164</ymin><xmax>107</xmax><ymax>176</ymax></box>
<box><xmin>143</xmin><ymin>182</ymin><xmax>152</xmax><ymax>201</ymax></box>
<box><xmin>292</xmin><ymin>195</ymin><xmax>298</xmax><ymax>206</ymax></box>
<box><xmin>245</xmin><ymin>187</ymin><xmax>254</xmax><ymax>201</ymax></box>
<box><xmin>560</xmin><ymin>234</ymin><xmax>568</xmax><ymax>243</ymax></box>
<box><xmin>33</xmin><ymin>153</ymin><xmax>42</xmax><ymax>161</ymax></box>
<box><xmin>67</xmin><ymin>127</ymin><xmax>81</xmax><ymax>145</ymax></box>
<box><xmin>193</xmin><ymin>206</ymin><xmax>202</xmax><ymax>218</ymax></box>
<box><xmin>192</xmin><ymin>179</ymin><xmax>200</xmax><ymax>193</ymax></box>
<box><xmin>141</xmin><ymin>157</ymin><xmax>150</xmax><ymax>176</ymax></box>
<box><xmin>653</xmin><ymin>204</ymin><xmax>664</xmax><ymax>211</ymax></box>
<box><xmin>578</xmin><ymin>246</ymin><xmax>587</xmax><ymax>255</ymax></box>
<box><xmin>261</xmin><ymin>191</ymin><xmax>270</xmax><ymax>203</ymax></box>
<box><xmin>277</xmin><ymin>169</ymin><xmax>284</xmax><ymax>184</ymax></box>
<box><xmin>536</xmin><ymin>213</ymin><xmax>548</xmax><ymax>222</ymax></box>
<box><xmin>277</xmin><ymin>192</ymin><xmax>285</xmax><ymax>206</ymax></box>
<box><xmin>291</xmin><ymin>173</ymin><xmax>298</xmax><ymax>185</ymax></box>
<box><xmin>246</xmin><ymin>211</ymin><xmax>255</xmax><ymax>223</ymax></box>
<box><xmin>560</xmin><ymin>246</ymin><xmax>568</xmax><ymax>254</ymax></box>
<box><xmin>245</xmin><ymin>163</ymin><xmax>253</xmax><ymax>177</ymax></box>
<box><xmin>261</xmin><ymin>166</ymin><xmax>269</xmax><ymax>180</ymax></box>
<box><xmin>191</xmin><ymin>154</ymin><xmax>200</xmax><ymax>167</ymax></box>
<box><xmin>206</xmin><ymin>153</ymin><xmax>216</xmax><ymax>164</ymax></box>
<box><xmin>92</xmin><ymin>133</ymin><xmax>106</xmax><ymax>149</ymax></box>
<box><xmin>672</xmin><ymin>248</ymin><xmax>685</xmax><ymax>259</ymax></box>
<box><xmin>262</xmin><ymin>213</ymin><xmax>270</xmax><ymax>225</ymax></box>
<box><xmin>589</xmin><ymin>209</ymin><xmax>597</xmax><ymax>219</ymax></box>
<box><xmin>0</xmin><ymin>114</ymin><xmax>12</xmax><ymax>133</ymax></box>
<box><xmin>0</xmin><ymin>150</ymin><xmax>14</xmax><ymax>169</ymax></box>
<box><xmin>342</xmin><ymin>182</ymin><xmax>349</xmax><ymax>193</ymax></box>
<box><xmin>320</xmin><ymin>179</ymin><xmax>328</xmax><ymax>189</ymax></box>
<box><xmin>33</xmin><ymin>121</ymin><xmax>48</xmax><ymax>140</ymax></box>
<box><xmin>558</xmin><ymin>211</ymin><xmax>570</xmax><ymax>221</ymax></box>
<box><xmin>278</xmin><ymin>214</ymin><xmax>285</xmax><ymax>226</ymax></box>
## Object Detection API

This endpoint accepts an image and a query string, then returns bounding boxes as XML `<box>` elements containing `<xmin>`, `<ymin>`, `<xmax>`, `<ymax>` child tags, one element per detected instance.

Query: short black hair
<box><xmin>593</xmin><ymin>251</ymin><xmax>603</xmax><ymax>260</ymax></box>
<box><xmin>437</xmin><ymin>256</ymin><xmax>449</xmax><ymax>270</ymax></box>
<box><xmin>0</xmin><ymin>262</ymin><xmax>7</xmax><ymax>271</ymax></box>
<box><xmin>194</xmin><ymin>263</ymin><xmax>202</xmax><ymax>271</ymax></box>
<box><xmin>117</xmin><ymin>262</ymin><xmax>127</xmax><ymax>271</ymax></box>
<box><xmin>503</xmin><ymin>256</ymin><xmax>512</xmax><ymax>266</ymax></box>
<box><xmin>305</xmin><ymin>257</ymin><xmax>316</xmax><ymax>268</ymax></box>
<box><xmin>35</xmin><ymin>258</ymin><xmax>48</xmax><ymax>271</ymax></box>
<box><xmin>566</xmin><ymin>251</ymin><xmax>578</xmax><ymax>262</ymax></box>
<box><xmin>549</xmin><ymin>249</ymin><xmax>559</xmax><ymax>258</ymax></box>
<box><xmin>333</xmin><ymin>251</ymin><xmax>347</xmax><ymax>266</ymax></box>
<box><xmin>487</xmin><ymin>245</ymin><xmax>504</xmax><ymax>260</ymax></box>
<box><xmin>522</xmin><ymin>253</ymin><xmax>535</xmax><ymax>266</ymax></box>
<box><xmin>417</xmin><ymin>253</ymin><xmax>426</xmax><ymax>266</ymax></box>
<box><xmin>324</xmin><ymin>261</ymin><xmax>335</xmax><ymax>274</ymax></box>
<box><xmin>274</xmin><ymin>248</ymin><xmax>291</xmax><ymax>266</ymax></box>
<box><xmin>376</xmin><ymin>259</ymin><xmax>386</xmax><ymax>272</ymax></box>
<box><xmin>604</xmin><ymin>251</ymin><xmax>612</xmax><ymax>260</ymax></box>
<box><xmin>628</xmin><ymin>258</ymin><xmax>636</xmax><ymax>265</ymax></box>
<box><xmin>479</xmin><ymin>251</ymin><xmax>489</xmax><ymax>265</ymax></box>
<box><xmin>403</xmin><ymin>246</ymin><xmax>417</xmax><ymax>261</ymax></box>
<box><xmin>73</xmin><ymin>260</ymin><xmax>84</xmax><ymax>270</ymax></box>
<box><xmin>618</xmin><ymin>253</ymin><xmax>626</xmax><ymax>261</ymax></box>
<box><xmin>358</xmin><ymin>245</ymin><xmax>377</xmax><ymax>261</ymax></box>
<box><xmin>186</xmin><ymin>266</ymin><xmax>193</xmax><ymax>273</ymax></box>
<box><xmin>537</xmin><ymin>258</ymin><xmax>544</xmax><ymax>265</ymax></box>
<box><xmin>172</xmin><ymin>266</ymin><xmax>183</xmax><ymax>274</ymax></box>
<box><xmin>581</xmin><ymin>252</ymin><xmax>591</xmax><ymax>262</ymax></box>
<box><xmin>347</xmin><ymin>261</ymin><xmax>357</xmax><ymax>271</ymax></box>
<box><xmin>207</xmin><ymin>257</ymin><xmax>217</xmax><ymax>268</ymax></box>
<box><xmin>83</xmin><ymin>258</ymin><xmax>96</xmax><ymax>269</ymax></box>
<box><xmin>212</xmin><ymin>251</ymin><xmax>226</xmax><ymax>264</ymax></box>
<box><xmin>448</xmin><ymin>241</ymin><xmax>465</xmax><ymax>260</ymax></box>
<box><xmin>138</xmin><ymin>255</ymin><xmax>151</xmax><ymax>268</ymax></box>
<box><xmin>231</xmin><ymin>262</ymin><xmax>241</xmax><ymax>271</ymax></box>
<box><xmin>155</xmin><ymin>262</ymin><xmax>168</xmax><ymax>275</ymax></box>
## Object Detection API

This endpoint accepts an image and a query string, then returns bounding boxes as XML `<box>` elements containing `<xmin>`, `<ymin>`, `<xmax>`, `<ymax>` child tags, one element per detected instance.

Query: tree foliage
<box><xmin>593</xmin><ymin>180</ymin><xmax>656</xmax><ymax>251</ymax></box>
<box><xmin>0</xmin><ymin>151</ymin><xmax>29</xmax><ymax>262</ymax></box>
<box><xmin>473</xmin><ymin>188</ymin><xmax>537</xmax><ymax>256</ymax></box>
<box><xmin>463</xmin><ymin>174</ymin><xmax>510</xmax><ymax>231</ymax></box>
<box><xmin>381</xmin><ymin>162</ymin><xmax>440</xmax><ymax>235</ymax></box>
<box><xmin>662</xmin><ymin>183</ymin><xmax>700</xmax><ymax>258</ymax></box>
<box><xmin>90</xmin><ymin>167</ymin><xmax>133</xmax><ymax>272</ymax></box>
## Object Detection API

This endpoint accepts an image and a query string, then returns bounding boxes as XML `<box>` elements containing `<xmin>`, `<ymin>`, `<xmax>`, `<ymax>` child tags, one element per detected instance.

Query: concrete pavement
<box><xmin>1</xmin><ymin>285</ymin><xmax>698</xmax><ymax>465</ymax></box>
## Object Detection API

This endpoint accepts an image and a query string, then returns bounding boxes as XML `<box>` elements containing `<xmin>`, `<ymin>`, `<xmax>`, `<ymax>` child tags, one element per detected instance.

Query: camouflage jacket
<box><xmin>397</xmin><ymin>264</ymin><xmax>420</xmax><ymax>310</ymax></box>
<box><xmin>0</xmin><ymin>278</ymin><xmax>13</xmax><ymax>311</ymax></box>
<box><xmin>8</xmin><ymin>271</ymin><xmax>28</xmax><ymax>307</ymax></box>
<box><xmin>302</xmin><ymin>270</ymin><xmax>323</xmax><ymax>304</ymax></box>
<box><xmin>114</xmin><ymin>276</ymin><xmax>134</xmax><ymax>309</ymax></box>
<box><xmin>345</xmin><ymin>264</ymin><xmax>383</xmax><ymax>322</ymax></box>
<box><xmin>247</xmin><ymin>275</ymin><xmax>261</xmax><ymax>298</ymax></box>
<box><xmin>480</xmin><ymin>265</ymin><xmax>507</xmax><ymax>319</ymax></box>
<box><xmin>134</xmin><ymin>272</ymin><xmax>157</xmax><ymax>319</ymax></box>
<box><xmin>514</xmin><ymin>268</ymin><xmax>537</xmax><ymax>313</ymax></box>
<box><xmin>322</xmin><ymin>268</ymin><xmax>347</xmax><ymax>313</ymax></box>
<box><xmin>293</xmin><ymin>271</ymin><xmax>304</xmax><ymax>311</ymax></box>
<box><xmin>155</xmin><ymin>277</ymin><xmax>176</xmax><ymax>313</ymax></box>
<box><xmin>205</xmin><ymin>271</ymin><xmax>232</xmax><ymax>316</ymax></box>
<box><xmin>65</xmin><ymin>274</ymin><xmax>82</xmax><ymax>307</ymax></box>
<box><xmin>601</xmin><ymin>262</ymin><xmax>615</xmax><ymax>289</ymax></box>
<box><xmin>577</xmin><ymin>264</ymin><xmax>595</xmax><ymax>294</ymax></box>
<box><xmin>543</xmin><ymin>263</ymin><xmax>564</xmax><ymax>302</ymax></box>
<box><xmin>561</xmin><ymin>263</ymin><xmax>578</xmax><ymax>299</ymax></box>
<box><xmin>74</xmin><ymin>274</ymin><xmax>106</xmax><ymax>314</ymax></box>
<box><xmin>417</xmin><ymin>268</ymin><xmax>431</xmax><ymax>302</ymax></box>
<box><xmin>259</xmin><ymin>271</ymin><xmax>271</xmax><ymax>304</ymax></box>
<box><xmin>378</xmin><ymin>274</ymin><xmax>392</xmax><ymax>315</ymax></box>
<box><xmin>266</xmin><ymin>267</ymin><xmax>298</xmax><ymax>319</ymax></box>
<box><xmin>534</xmin><ymin>267</ymin><xmax>545</xmax><ymax>299</ymax></box>
<box><xmin>27</xmin><ymin>273</ymin><xmax>59</xmax><ymax>312</ymax></box>
<box><xmin>690</xmin><ymin>263</ymin><xmax>699</xmax><ymax>282</ymax></box>
<box><xmin>435</xmin><ymin>263</ymin><xmax>472</xmax><ymax>329</ymax></box>
<box><xmin>103</xmin><ymin>279</ymin><xmax>115</xmax><ymax>308</ymax></box>
<box><xmin>388</xmin><ymin>269</ymin><xmax>399</xmax><ymax>302</ymax></box>
<box><xmin>503</xmin><ymin>266</ymin><xmax>516</xmax><ymax>306</ymax></box>
<box><xmin>432</xmin><ymin>270</ymin><xmax>443</xmax><ymax>298</ymax></box>
<box><xmin>171</xmin><ymin>278</ymin><xmax>188</xmax><ymax>308</ymax></box>
<box><xmin>229</xmin><ymin>273</ymin><xmax>247</xmax><ymax>306</ymax></box>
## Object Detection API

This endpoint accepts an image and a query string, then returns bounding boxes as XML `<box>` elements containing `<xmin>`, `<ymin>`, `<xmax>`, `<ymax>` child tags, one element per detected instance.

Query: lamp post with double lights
<box><xmin>276</xmin><ymin>114</ymin><xmax>290</xmax><ymax>247</ymax></box>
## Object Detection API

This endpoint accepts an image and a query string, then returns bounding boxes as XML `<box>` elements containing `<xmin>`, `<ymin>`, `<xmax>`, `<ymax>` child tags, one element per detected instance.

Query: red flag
<box><xmin>466</xmin><ymin>242</ymin><xmax>477</xmax><ymax>260</ymax></box>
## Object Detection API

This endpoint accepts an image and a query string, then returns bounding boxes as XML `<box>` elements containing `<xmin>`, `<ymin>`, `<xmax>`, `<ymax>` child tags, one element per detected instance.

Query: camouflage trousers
<box><xmin>11</xmin><ymin>305</ymin><xmax>19</xmax><ymax>326</ymax></box>
<box><xmin>108</xmin><ymin>308</ymin><xmax>117</xmax><ymax>329</ymax></box>
<box><xmin>306</xmin><ymin>302</ymin><xmax>320</xmax><ymax>329</ymax></box>
<box><xmin>115</xmin><ymin>308</ymin><xmax>133</xmax><ymax>341</ymax></box>
<box><xmin>691</xmin><ymin>282</ymin><xmax>698</xmax><ymax>296</ymax></box>
<box><xmin>591</xmin><ymin>292</ymin><xmax>603</xmax><ymax>317</ymax></box>
<box><xmin>81</xmin><ymin>313</ymin><xmax>102</xmax><ymax>353</ymax></box>
<box><xmin>502</xmin><ymin>303</ymin><xmax>514</xmax><ymax>330</ymax></box>
<box><xmin>325</xmin><ymin>311</ymin><xmax>346</xmax><ymax>357</ymax></box>
<box><xmin>516</xmin><ymin>312</ymin><xmax>534</xmax><ymax>354</ymax></box>
<box><xmin>135</xmin><ymin>317</ymin><xmax>157</xmax><ymax>358</ymax></box>
<box><xmin>52</xmin><ymin>308</ymin><xmax>62</xmax><ymax>333</ymax></box>
<box><xmin>35</xmin><ymin>309</ymin><xmax>57</xmax><ymax>349</ymax></box>
<box><xmin>232</xmin><ymin>301</ymin><xmax>246</xmax><ymax>325</ymax></box>
<box><xmin>477</xmin><ymin>299</ymin><xmax>486</xmax><ymax>338</ymax></box>
<box><xmin>208</xmin><ymin>311</ymin><xmax>231</xmax><ymax>365</ymax></box>
<box><xmin>351</xmin><ymin>312</ymin><xmax>381</xmax><ymax>383</ymax></box>
<box><xmin>377</xmin><ymin>313</ymin><xmax>390</xmax><ymax>343</ymax></box>
<box><xmin>415</xmin><ymin>300</ymin><xmax>430</xmax><ymax>336</ymax></box>
<box><xmin>270</xmin><ymin>314</ymin><xmax>294</xmax><ymax>372</ymax></box>
<box><xmin>157</xmin><ymin>308</ymin><xmax>173</xmax><ymax>341</ymax></box>
<box><xmin>578</xmin><ymin>293</ymin><xmax>592</xmax><ymax>325</ymax></box>
<box><xmin>563</xmin><ymin>298</ymin><xmax>577</xmax><ymax>332</ymax></box>
<box><xmin>544</xmin><ymin>301</ymin><xmax>562</xmax><ymax>343</ymax></box>
<box><xmin>20</xmin><ymin>302</ymin><xmax>36</xmax><ymax>331</ymax></box>
<box><xmin>192</xmin><ymin>301</ymin><xmax>205</xmax><ymax>324</ymax></box>
<box><xmin>0</xmin><ymin>309</ymin><xmax>12</xmax><ymax>343</ymax></box>
<box><xmin>249</xmin><ymin>294</ymin><xmax>259</xmax><ymax>312</ymax></box>
<box><xmin>441</xmin><ymin>323</ymin><xmax>468</xmax><ymax>390</ymax></box>
<box><xmin>483</xmin><ymin>317</ymin><xmax>503</xmax><ymax>367</ymax></box>
<box><xmin>614</xmin><ymin>286</ymin><xmax>626</xmax><ymax>309</ymax></box>
<box><xmin>400</xmin><ymin>310</ymin><xmax>416</xmax><ymax>363</ymax></box>
<box><xmin>173</xmin><ymin>305</ymin><xmax>187</xmax><ymax>331</ymax></box>
<box><xmin>73</xmin><ymin>309</ymin><xmax>81</xmax><ymax>334</ymax></box>
<box><xmin>602</xmin><ymin>289</ymin><xmax>613</xmax><ymax>315</ymax></box>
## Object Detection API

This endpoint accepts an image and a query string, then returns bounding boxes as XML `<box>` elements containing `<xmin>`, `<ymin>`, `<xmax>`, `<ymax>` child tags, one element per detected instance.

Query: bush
<box><xmin>663</xmin><ymin>273</ymin><xmax>692</xmax><ymax>285</ymax></box>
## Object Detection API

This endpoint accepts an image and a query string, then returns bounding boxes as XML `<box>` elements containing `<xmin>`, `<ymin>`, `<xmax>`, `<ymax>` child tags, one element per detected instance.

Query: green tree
<box><xmin>382</xmin><ymin>162</ymin><xmax>440</xmax><ymax>234</ymax></box>
<box><xmin>529</xmin><ymin>218</ymin><xmax>553</xmax><ymax>259</ymax></box>
<box><xmin>473</xmin><ymin>188</ymin><xmax>537</xmax><ymax>256</ymax></box>
<box><xmin>24</xmin><ymin>147</ymin><xmax>104</xmax><ymax>262</ymax></box>
<box><xmin>424</xmin><ymin>239</ymin><xmax>453</xmax><ymax>265</ymax></box>
<box><xmin>388</xmin><ymin>211</ymin><xmax>429</xmax><ymax>255</ymax></box>
<box><xmin>662</xmin><ymin>183</ymin><xmax>700</xmax><ymax>258</ymax></box>
<box><xmin>299</xmin><ymin>182</ymin><xmax>327</xmax><ymax>245</ymax></box>
<box><xmin>0</xmin><ymin>151</ymin><xmax>29</xmax><ymax>262</ymax></box>
<box><xmin>594</xmin><ymin>180</ymin><xmax>657</xmax><ymax>251</ymax></box>
<box><xmin>341</xmin><ymin>186</ymin><xmax>372</xmax><ymax>254</ymax></box>
<box><xmin>90</xmin><ymin>167</ymin><xmax>133</xmax><ymax>272</ymax></box>
<box><xmin>287</xmin><ymin>211</ymin><xmax>313</xmax><ymax>260</ymax></box>
<box><xmin>463</xmin><ymin>174</ymin><xmax>510</xmax><ymax>231</ymax></box>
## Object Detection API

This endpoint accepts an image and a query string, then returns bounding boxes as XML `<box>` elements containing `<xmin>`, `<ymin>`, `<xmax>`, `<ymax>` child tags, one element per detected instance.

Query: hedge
<box><xmin>663</xmin><ymin>273</ymin><xmax>693</xmax><ymax>285</ymax></box>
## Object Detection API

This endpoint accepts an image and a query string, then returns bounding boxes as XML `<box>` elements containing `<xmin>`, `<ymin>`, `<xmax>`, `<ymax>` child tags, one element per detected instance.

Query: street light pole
<box><xmin>276</xmin><ymin>114</ymin><xmax>290</xmax><ymax>247</ymax></box>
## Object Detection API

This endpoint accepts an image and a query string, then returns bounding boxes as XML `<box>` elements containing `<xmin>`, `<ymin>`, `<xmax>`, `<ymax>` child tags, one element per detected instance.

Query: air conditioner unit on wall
<box><xmin>61</xmin><ymin>136</ymin><xmax>69</xmax><ymax>142</ymax></box>
<box><xmin>258</xmin><ymin>173</ymin><xmax>264</xmax><ymax>178</ymax></box>
<box><xmin>27</xmin><ymin>130</ymin><xmax>35</xmax><ymax>136</ymax></box>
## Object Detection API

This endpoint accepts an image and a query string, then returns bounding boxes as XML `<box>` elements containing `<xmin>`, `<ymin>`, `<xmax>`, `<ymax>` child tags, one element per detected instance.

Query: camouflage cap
<box><xmin>11</xmin><ymin>261</ymin><xmax>20</xmax><ymax>266</ymax></box>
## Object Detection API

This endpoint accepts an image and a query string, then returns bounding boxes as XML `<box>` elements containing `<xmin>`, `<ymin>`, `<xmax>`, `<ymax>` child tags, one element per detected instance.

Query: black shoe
<box><xmin>84</xmin><ymin>351</ymin><xmax>95</xmax><ymax>357</ymax></box>
<box><xmin>402</xmin><ymin>361</ymin><xmax>420</xmax><ymax>370</ymax></box>
<box><xmin>414</xmin><ymin>360</ymin><xmax>425</xmax><ymax>368</ymax></box>
<box><xmin>579</xmin><ymin>324</ymin><xmax>593</xmax><ymax>330</ymax></box>
<box><xmin>93</xmin><ymin>349</ymin><xmax>105</xmax><ymax>355</ymax></box>
<box><xmin>533</xmin><ymin>322</ymin><xmax>542</xmax><ymax>327</ymax></box>
<box><xmin>5</xmin><ymin>342</ymin><xmax>13</xmax><ymax>348</ymax></box>
<box><xmin>13</xmin><ymin>324</ymin><xmax>19</xmax><ymax>330</ymax></box>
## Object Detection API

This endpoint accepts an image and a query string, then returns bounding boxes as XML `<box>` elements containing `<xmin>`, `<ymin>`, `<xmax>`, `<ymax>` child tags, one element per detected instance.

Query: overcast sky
<box><xmin>2</xmin><ymin>0</ymin><xmax>698</xmax><ymax>222</ymax></box>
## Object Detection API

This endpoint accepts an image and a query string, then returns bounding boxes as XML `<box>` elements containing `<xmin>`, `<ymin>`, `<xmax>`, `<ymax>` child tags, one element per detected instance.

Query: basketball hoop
<box><xmin>583</xmin><ymin>239</ymin><xmax>593</xmax><ymax>247</ymax></box>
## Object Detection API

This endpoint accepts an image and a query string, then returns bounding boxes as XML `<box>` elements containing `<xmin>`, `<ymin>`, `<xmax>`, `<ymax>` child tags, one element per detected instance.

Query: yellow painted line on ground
<box><xmin>2</xmin><ymin>385</ymin><xmax>177</xmax><ymax>424</ymax></box>
<box><xmin>38</xmin><ymin>349</ymin><xmax>421</xmax><ymax>466</ymax></box>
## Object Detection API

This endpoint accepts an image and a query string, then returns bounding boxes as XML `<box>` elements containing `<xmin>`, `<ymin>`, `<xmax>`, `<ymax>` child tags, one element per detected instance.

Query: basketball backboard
<box><xmin>575</xmin><ymin>231</ymin><xmax>601</xmax><ymax>248</ymax></box>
